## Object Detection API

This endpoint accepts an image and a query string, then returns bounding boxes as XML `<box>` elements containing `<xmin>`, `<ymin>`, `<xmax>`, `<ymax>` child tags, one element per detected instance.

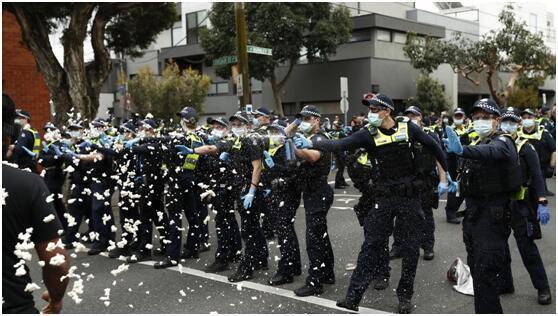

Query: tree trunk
<box><xmin>486</xmin><ymin>67</ymin><xmax>506</xmax><ymax>107</ymax></box>
<box><xmin>269</xmin><ymin>74</ymin><xmax>284</xmax><ymax>117</ymax></box>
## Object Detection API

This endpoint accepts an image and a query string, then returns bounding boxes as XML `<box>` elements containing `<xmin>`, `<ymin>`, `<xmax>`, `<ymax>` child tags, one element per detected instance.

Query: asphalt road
<box><xmin>28</xmin><ymin>173</ymin><xmax>556</xmax><ymax>314</ymax></box>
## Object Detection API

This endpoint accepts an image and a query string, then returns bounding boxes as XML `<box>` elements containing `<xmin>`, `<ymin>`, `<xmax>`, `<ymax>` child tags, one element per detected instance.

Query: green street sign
<box><xmin>247</xmin><ymin>45</ymin><xmax>272</xmax><ymax>56</ymax></box>
<box><xmin>213</xmin><ymin>55</ymin><xmax>238</xmax><ymax>66</ymax></box>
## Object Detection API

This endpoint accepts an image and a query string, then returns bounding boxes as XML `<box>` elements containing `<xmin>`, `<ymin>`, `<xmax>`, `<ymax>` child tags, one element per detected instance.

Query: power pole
<box><xmin>235</xmin><ymin>2</ymin><xmax>250</xmax><ymax>109</ymax></box>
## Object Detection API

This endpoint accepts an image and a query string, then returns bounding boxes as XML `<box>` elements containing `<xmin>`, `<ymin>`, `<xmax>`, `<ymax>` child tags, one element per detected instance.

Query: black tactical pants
<box><xmin>64</xmin><ymin>182</ymin><xmax>93</xmax><ymax>244</ymax></box>
<box><xmin>334</xmin><ymin>152</ymin><xmax>347</xmax><ymax>187</ymax></box>
<box><xmin>137</xmin><ymin>179</ymin><xmax>168</xmax><ymax>253</ymax></box>
<box><xmin>213</xmin><ymin>186</ymin><xmax>242</xmax><ymax>262</ymax></box>
<box><xmin>237</xmin><ymin>187</ymin><xmax>269</xmax><ymax>273</ymax></box>
<box><xmin>274</xmin><ymin>186</ymin><xmax>302</xmax><ymax>277</ymax></box>
<box><xmin>393</xmin><ymin>206</ymin><xmax>435</xmax><ymax>252</ymax></box>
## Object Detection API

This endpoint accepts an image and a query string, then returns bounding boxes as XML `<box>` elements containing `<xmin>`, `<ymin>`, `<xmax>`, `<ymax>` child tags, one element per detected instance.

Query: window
<box><xmin>208</xmin><ymin>82</ymin><xmax>230</xmax><ymax>96</ymax></box>
<box><xmin>392</xmin><ymin>32</ymin><xmax>407</xmax><ymax>44</ymax></box>
<box><xmin>530</xmin><ymin>13</ymin><xmax>538</xmax><ymax>33</ymax></box>
<box><xmin>377</xmin><ymin>29</ymin><xmax>391</xmax><ymax>42</ymax></box>
<box><xmin>251</xmin><ymin>79</ymin><xmax>262</xmax><ymax>93</ymax></box>
<box><xmin>186</xmin><ymin>10</ymin><xmax>208</xmax><ymax>45</ymax></box>
<box><xmin>349</xmin><ymin>29</ymin><xmax>371</xmax><ymax>42</ymax></box>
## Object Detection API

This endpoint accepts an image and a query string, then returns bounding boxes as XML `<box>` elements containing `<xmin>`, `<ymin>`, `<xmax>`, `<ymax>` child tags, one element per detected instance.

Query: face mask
<box><xmin>522</xmin><ymin>119</ymin><xmax>535</xmax><ymax>129</ymax></box>
<box><xmin>368</xmin><ymin>112</ymin><xmax>383</xmax><ymax>127</ymax></box>
<box><xmin>298</xmin><ymin>121</ymin><xmax>313</xmax><ymax>134</ymax></box>
<box><xmin>13</xmin><ymin>118</ymin><xmax>21</xmax><ymax>126</ymax></box>
<box><xmin>269</xmin><ymin>135</ymin><xmax>285</xmax><ymax>147</ymax></box>
<box><xmin>443</xmin><ymin>117</ymin><xmax>449</xmax><ymax>124</ymax></box>
<box><xmin>231</xmin><ymin>127</ymin><xmax>247</xmax><ymax>137</ymax></box>
<box><xmin>411</xmin><ymin>119</ymin><xmax>421</xmax><ymax>126</ymax></box>
<box><xmin>500</xmin><ymin>121</ymin><xmax>518</xmax><ymax>134</ymax></box>
<box><xmin>454</xmin><ymin>118</ymin><xmax>464</xmax><ymax>126</ymax></box>
<box><xmin>252</xmin><ymin>118</ymin><xmax>260</xmax><ymax>127</ymax></box>
<box><xmin>69</xmin><ymin>131</ymin><xmax>81</xmax><ymax>139</ymax></box>
<box><xmin>211</xmin><ymin>129</ymin><xmax>225</xmax><ymax>139</ymax></box>
<box><xmin>473</xmin><ymin>119</ymin><xmax>494</xmax><ymax>137</ymax></box>
<box><xmin>137</xmin><ymin>131</ymin><xmax>146</xmax><ymax>138</ymax></box>
<box><xmin>44</xmin><ymin>130</ymin><xmax>61</xmax><ymax>143</ymax></box>
<box><xmin>89</xmin><ymin>129</ymin><xmax>101</xmax><ymax>138</ymax></box>
<box><xmin>61</xmin><ymin>139</ymin><xmax>73</xmax><ymax>146</ymax></box>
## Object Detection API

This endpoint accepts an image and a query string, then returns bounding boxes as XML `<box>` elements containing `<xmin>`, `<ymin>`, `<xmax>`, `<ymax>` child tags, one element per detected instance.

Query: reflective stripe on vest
<box><xmin>511</xmin><ymin>138</ymin><xmax>531</xmax><ymax>200</ymax></box>
<box><xmin>517</xmin><ymin>126</ymin><xmax>543</xmax><ymax>141</ymax></box>
<box><xmin>268</xmin><ymin>145</ymin><xmax>283</xmax><ymax>157</ymax></box>
<box><xmin>357</xmin><ymin>152</ymin><xmax>371</xmax><ymax>167</ymax></box>
<box><xmin>25</xmin><ymin>127</ymin><xmax>41</xmax><ymax>155</ymax></box>
<box><xmin>372</xmin><ymin>122</ymin><xmax>409</xmax><ymax>147</ymax></box>
<box><xmin>182</xmin><ymin>133</ymin><xmax>204</xmax><ymax>170</ymax></box>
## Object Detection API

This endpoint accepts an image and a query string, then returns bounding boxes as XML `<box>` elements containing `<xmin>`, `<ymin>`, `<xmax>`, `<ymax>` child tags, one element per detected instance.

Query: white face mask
<box><xmin>473</xmin><ymin>119</ymin><xmax>494</xmax><ymax>137</ymax></box>
<box><xmin>522</xmin><ymin>119</ymin><xmax>535</xmax><ymax>129</ymax></box>
<box><xmin>252</xmin><ymin>118</ymin><xmax>260</xmax><ymax>127</ymax></box>
<box><xmin>298</xmin><ymin>121</ymin><xmax>313</xmax><ymax>134</ymax></box>
<box><xmin>211</xmin><ymin>129</ymin><xmax>225</xmax><ymax>139</ymax></box>
<box><xmin>231</xmin><ymin>126</ymin><xmax>247</xmax><ymax>137</ymax></box>
<box><xmin>269</xmin><ymin>134</ymin><xmax>285</xmax><ymax>147</ymax></box>
<box><xmin>368</xmin><ymin>112</ymin><xmax>383</xmax><ymax>127</ymax></box>
<box><xmin>69</xmin><ymin>131</ymin><xmax>81</xmax><ymax>139</ymax></box>
<box><xmin>443</xmin><ymin>117</ymin><xmax>449</xmax><ymax>124</ymax></box>
<box><xmin>454</xmin><ymin>118</ymin><xmax>464</xmax><ymax>126</ymax></box>
<box><xmin>14</xmin><ymin>118</ymin><xmax>22</xmax><ymax>126</ymax></box>
<box><xmin>137</xmin><ymin>131</ymin><xmax>147</xmax><ymax>138</ymax></box>
<box><xmin>44</xmin><ymin>130</ymin><xmax>61</xmax><ymax>143</ymax></box>
<box><xmin>500</xmin><ymin>121</ymin><xmax>518</xmax><ymax>134</ymax></box>
<box><xmin>89</xmin><ymin>128</ymin><xmax>101</xmax><ymax>138</ymax></box>
<box><xmin>61</xmin><ymin>138</ymin><xmax>73</xmax><ymax>146</ymax></box>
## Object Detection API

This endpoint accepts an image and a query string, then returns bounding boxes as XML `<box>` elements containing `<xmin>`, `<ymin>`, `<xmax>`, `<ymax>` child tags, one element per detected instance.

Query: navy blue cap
<box><xmin>208</xmin><ymin>116</ymin><xmax>229</xmax><ymax>128</ymax></box>
<box><xmin>140</xmin><ymin>119</ymin><xmax>158</xmax><ymax>129</ymax></box>
<box><xmin>501</xmin><ymin>107</ymin><xmax>521</xmax><ymax>122</ymax></box>
<box><xmin>472</xmin><ymin>99</ymin><xmax>500</xmax><ymax>116</ymax></box>
<box><xmin>253</xmin><ymin>106</ymin><xmax>271</xmax><ymax>117</ymax></box>
<box><xmin>296</xmin><ymin>105</ymin><xmax>321</xmax><ymax>118</ymax></box>
<box><xmin>120</xmin><ymin>121</ymin><xmax>137</xmax><ymax>134</ymax></box>
<box><xmin>361</xmin><ymin>93</ymin><xmax>375</xmax><ymax>106</ymax></box>
<box><xmin>177</xmin><ymin>106</ymin><xmax>198</xmax><ymax>120</ymax></box>
<box><xmin>43</xmin><ymin>122</ymin><xmax>57</xmax><ymax>131</ymax></box>
<box><xmin>521</xmin><ymin>108</ymin><xmax>536</xmax><ymax>116</ymax></box>
<box><xmin>365</xmin><ymin>94</ymin><xmax>395</xmax><ymax>111</ymax></box>
<box><xmin>68</xmin><ymin>120</ymin><xmax>85</xmax><ymax>130</ymax></box>
<box><xmin>91</xmin><ymin>118</ymin><xmax>108</xmax><ymax>128</ymax></box>
<box><xmin>453</xmin><ymin>107</ymin><xmax>466</xmax><ymax>115</ymax></box>
<box><xmin>229</xmin><ymin>111</ymin><xmax>249</xmax><ymax>124</ymax></box>
<box><xmin>404</xmin><ymin>105</ymin><xmax>422</xmax><ymax>116</ymax></box>
<box><xmin>16</xmin><ymin>109</ymin><xmax>31</xmax><ymax>120</ymax></box>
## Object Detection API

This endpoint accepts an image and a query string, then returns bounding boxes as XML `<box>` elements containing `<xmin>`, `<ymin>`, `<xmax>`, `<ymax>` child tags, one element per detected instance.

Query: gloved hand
<box><xmin>175</xmin><ymin>145</ymin><xmax>193</xmax><ymax>155</ymax></box>
<box><xmin>443</xmin><ymin>126</ymin><xmax>463</xmax><ymax>155</ymax></box>
<box><xmin>263</xmin><ymin>151</ymin><xmax>275</xmax><ymax>168</ymax></box>
<box><xmin>446</xmin><ymin>171</ymin><xmax>458</xmax><ymax>193</ymax></box>
<box><xmin>241</xmin><ymin>187</ymin><xmax>256</xmax><ymax>209</ymax></box>
<box><xmin>51</xmin><ymin>144</ymin><xmax>62</xmax><ymax>157</ymax></box>
<box><xmin>293</xmin><ymin>118</ymin><xmax>302</xmax><ymax>126</ymax></box>
<box><xmin>438</xmin><ymin>181</ymin><xmax>449</xmax><ymax>197</ymax></box>
<box><xmin>537</xmin><ymin>204</ymin><xmax>550</xmax><ymax>225</ymax></box>
<box><xmin>263</xmin><ymin>189</ymin><xmax>272</xmax><ymax>198</ymax></box>
<box><xmin>219</xmin><ymin>152</ymin><xmax>230</xmax><ymax>162</ymax></box>
<box><xmin>125</xmin><ymin>138</ymin><xmax>140</xmax><ymax>149</ymax></box>
<box><xmin>343</xmin><ymin>126</ymin><xmax>352</xmax><ymax>134</ymax></box>
<box><xmin>293</xmin><ymin>134</ymin><xmax>312</xmax><ymax>149</ymax></box>
<box><xmin>78</xmin><ymin>141</ymin><xmax>92</xmax><ymax>151</ymax></box>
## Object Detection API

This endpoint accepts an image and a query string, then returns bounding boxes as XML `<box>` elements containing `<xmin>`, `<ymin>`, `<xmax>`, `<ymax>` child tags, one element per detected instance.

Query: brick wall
<box><xmin>2</xmin><ymin>10</ymin><xmax>51</xmax><ymax>133</ymax></box>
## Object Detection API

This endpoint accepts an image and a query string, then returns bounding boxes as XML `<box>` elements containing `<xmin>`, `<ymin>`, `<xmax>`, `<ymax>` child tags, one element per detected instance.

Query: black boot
<box><xmin>154</xmin><ymin>257</ymin><xmax>178</xmax><ymax>269</ymax></box>
<box><xmin>87</xmin><ymin>242</ymin><xmax>108</xmax><ymax>255</ymax></box>
<box><xmin>294</xmin><ymin>284</ymin><xmax>323</xmax><ymax>297</ymax></box>
<box><xmin>228</xmin><ymin>269</ymin><xmax>253</xmax><ymax>283</ymax></box>
<box><xmin>446</xmin><ymin>217</ymin><xmax>461</xmax><ymax>224</ymax></box>
<box><xmin>268</xmin><ymin>273</ymin><xmax>294</xmax><ymax>286</ymax></box>
<box><xmin>108</xmin><ymin>246</ymin><xmax>131</xmax><ymax>259</ymax></box>
<box><xmin>180</xmin><ymin>249</ymin><xmax>199</xmax><ymax>259</ymax></box>
<box><xmin>373</xmin><ymin>277</ymin><xmax>390</xmax><ymax>290</ymax></box>
<box><xmin>126</xmin><ymin>251</ymin><xmax>152</xmax><ymax>263</ymax></box>
<box><xmin>538</xmin><ymin>288</ymin><xmax>552</xmax><ymax>305</ymax></box>
<box><xmin>390</xmin><ymin>247</ymin><xmax>402</xmax><ymax>260</ymax></box>
<box><xmin>204</xmin><ymin>259</ymin><xmax>229</xmax><ymax>273</ymax></box>
<box><xmin>423</xmin><ymin>249</ymin><xmax>434</xmax><ymax>261</ymax></box>
<box><xmin>336</xmin><ymin>299</ymin><xmax>359</xmax><ymax>311</ymax></box>
<box><xmin>398</xmin><ymin>298</ymin><xmax>413</xmax><ymax>314</ymax></box>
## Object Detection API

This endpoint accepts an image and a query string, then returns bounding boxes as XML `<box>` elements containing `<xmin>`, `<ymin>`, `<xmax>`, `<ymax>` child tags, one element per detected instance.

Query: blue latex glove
<box><xmin>537</xmin><ymin>204</ymin><xmax>550</xmax><ymax>225</ymax></box>
<box><xmin>241</xmin><ymin>187</ymin><xmax>256</xmax><ymax>209</ymax></box>
<box><xmin>125</xmin><ymin>138</ymin><xmax>140</xmax><ymax>149</ymax></box>
<box><xmin>293</xmin><ymin>134</ymin><xmax>312</xmax><ymax>149</ymax></box>
<box><xmin>78</xmin><ymin>141</ymin><xmax>92</xmax><ymax>151</ymax></box>
<box><xmin>343</xmin><ymin>126</ymin><xmax>352</xmax><ymax>134</ymax></box>
<box><xmin>51</xmin><ymin>144</ymin><xmax>63</xmax><ymax>157</ymax></box>
<box><xmin>219</xmin><ymin>152</ymin><xmax>230</xmax><ymax>162</ymax></box>
<box><xmin>22</xmin><ymin>146</ymin><xmax>37</xmax><ymax>158</ymax></box>
<box><xmin>293</xmin><ymin>118</ymin><xmax>302</xmax><ymax>126</ymax></box>
<box><xmin>263</xmin><ymin>189</ymin><xmax>272</xmax><ymax>198</ymax></box>
<box><xmin>438</xmin><ymin>181</ymin><xmax>449</xmax><ymax>197</ymax></box>
<box><xmin>446</xmin><ymin>171</ymin><xmax>458</xmax><ymax>193</ymax></box>
<box><xmin>61</xmin><ymin>147</ymin><xmax>78</xmax><ymax>159</ymax></box>
<box><xmin>175</xmin><ymin>145</ymin><xmax>193</xmax><ymax>155</ymax></box>
<box><xmin>263</xmin><ymin>151</ymin><xmax>275</xmax><ymax>168</ymax></box>
<box><xmin>443</xmin><ymin>126</ymin><xmax>463</xmax><ymax>155</ymax></box>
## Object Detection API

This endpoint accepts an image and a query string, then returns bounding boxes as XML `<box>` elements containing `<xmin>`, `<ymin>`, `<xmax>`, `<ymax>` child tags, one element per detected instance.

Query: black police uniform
<box><xmin>255</xmin><ymin>123</ymin><xmax>276</xmax><ymax>239</ymax></box>
<box><xmin>296</xmin><ymin>131</ymin><xmax>335</xmax><ymax>291</ymax></box>
<box><xmin>11</xmin><ymin>126</ymin><xmax>40</xmax><ymax>173</ymax></box>
<box><xmin>499</xmin><ymin>137</ymin><xmax>550</xmax><ymax>298</ymax></box>
<box><xmin>331</xmin><ymin>129</ymin><xmax>349</xmax><ymax>188</ymax></box>
<box><xmin>215</xmin><ymin>134</ymin><xmax>269</xmax><ymax>277</ymax></box>
<box><xmin>38</xmin><ymin>140</ymin><xmax>69</xmax><ymax>231</ymax></box>
<box><xmin>459</xmin><ymin>132</ymin><xmax>521</xmax><ymax>313</ymax></box>
<box><xmin>313</xmin><ymin>119</ymin><xmax>448</xmax><ymax>309</ymax></box>
<box><xmin>518</xmin><ymin>124</ymin><xmax>556</xmax><ymax>180</ymax></box>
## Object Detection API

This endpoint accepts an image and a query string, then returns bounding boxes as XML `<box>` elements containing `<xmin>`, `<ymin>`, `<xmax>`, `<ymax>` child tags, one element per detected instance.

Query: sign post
<box><xmin>340</xmin><ymin>77</ymin><xmax>349</xmax><ymax>126</ymax></box>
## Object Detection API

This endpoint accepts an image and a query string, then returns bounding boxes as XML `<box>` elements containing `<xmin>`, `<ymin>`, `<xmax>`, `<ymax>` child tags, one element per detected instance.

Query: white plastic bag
<box><xmin>447</xmin><ymin>257</ymin><xmax>474</xmax><ymax>296</ymax></box>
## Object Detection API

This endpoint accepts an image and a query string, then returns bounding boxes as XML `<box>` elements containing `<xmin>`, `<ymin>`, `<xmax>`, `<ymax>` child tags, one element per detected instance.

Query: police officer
<box><xmin>518</xmin><ymin>108</ymin><xmax>556</xmax><ymax>196</ymax></box>
<box><xmin>284</xmin><ymin>105</ymin><xmax>336</xmax><ymax>297</ymax></box>
<box><xmin>330</xmin><ymin>120</ymin><xmax>349</xmax><ymax>189</ymax></box>
<box><xmin>538</xmin><ymin>106</ymin><xmax>555</xmax><ymax>133</ymax></box>
<box><xmin>263</xmin><ymin>121</ymin><xmax>303</xmax><ymax>286</ymax></box>
<box><xmin>444</xmin><ymin>98</ymin><xmax>522</xmax><ymax>313</ymax></box>
<box><xmin>498</xmin><ymin>108</ymin><xmax>552</xmax><ymax>305</ymax></box>
<box><xmin>11</xmin><ymin>109</ymin><xmax>41</xmax><ymax>173</ymax></box>
<box><xmin>38</xmin><ymin>123</ymin><xmax>68</xmax><ymax>231</ymax></box>
<box><xmin>190</xmin><ymin>112</ymin><xmax>268</xmax><ymax>281</ymax></box>
<box><xmin>390</xmin><ymin>105</ymin><xmax>445</xmax><ymax>261</ymax></box>
<box><xmin>295</xmin><ymin>95</ymin><xmax>452</xmax><ymax>312</ymax></box>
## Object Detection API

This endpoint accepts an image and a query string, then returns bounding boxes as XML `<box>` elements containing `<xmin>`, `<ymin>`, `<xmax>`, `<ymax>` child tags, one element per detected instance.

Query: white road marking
<box><xmin>328</xmin><ymin>178</ymin><xmax>353</xmax><ymax>184</ymax></box>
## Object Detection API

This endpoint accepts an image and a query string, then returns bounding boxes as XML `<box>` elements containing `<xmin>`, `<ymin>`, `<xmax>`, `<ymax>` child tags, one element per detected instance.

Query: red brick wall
<box><xmin>2</xmin><ymin>10</ymin><xmax>51</xmax><ymax>133</ymax></box>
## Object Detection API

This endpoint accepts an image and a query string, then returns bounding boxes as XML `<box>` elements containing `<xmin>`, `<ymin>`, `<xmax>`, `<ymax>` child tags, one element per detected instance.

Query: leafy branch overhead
<box><xmin>403</xmin><ymin>4</ymin><xmax>555</xmax><ymax>107</ymax></box>
<box><xmin>200</xmin><ymin>3</ymin><xmax>351</xmax><ymax>115</ymax></box>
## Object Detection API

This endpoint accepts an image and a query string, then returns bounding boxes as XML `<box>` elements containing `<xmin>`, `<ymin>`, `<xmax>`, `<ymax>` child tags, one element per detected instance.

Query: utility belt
<box><xmin>372</xmin><ymin>179</ymin><xmax>426</xmax><ymax>198</ymax></box>
<box><xmin>458</xmin><ymin>204</ymin><xmax>510</xmax><ymax>223</ymax></box>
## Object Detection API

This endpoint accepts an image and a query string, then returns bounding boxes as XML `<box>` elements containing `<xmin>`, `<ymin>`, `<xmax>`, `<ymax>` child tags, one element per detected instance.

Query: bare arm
<box><xmin>194</xmin><ymin>145</ymin><xmax>219</xmax><ymax>155</ymax></box>
<box><xmin>35</xmin><ymin>237</ymin><xmax>70</xmax><ymax>313</ymax></box>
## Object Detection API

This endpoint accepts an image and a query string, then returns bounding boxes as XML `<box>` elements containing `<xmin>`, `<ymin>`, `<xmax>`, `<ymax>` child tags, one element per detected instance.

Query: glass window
<box><xmin>530</xmin><ymin>13</ymin><xmax>538</xmax><ymax>33</ymax></box>
<box><xmin>251</xmin><ymin>79</ymin><xmax>262</xmax><ymax>92</ymax></box>
<box><xmin>349</xmin><ymin>29</ymin><xmax>371</xmax><ymax>42</ymax></box>
<box><xmin>377</xmin><ymin>29</ymin><xmax>391</xmax><ymax>42</ymax></box>
<box><xmin>208</xmin><ymin>83</ymin><xmax>217</xmax><ymax>95</ymax></box>
<box><xmin>216</xmin><ymin>82</ymin><xmax>229</xmax><ymax>94</ymax></box>
<box><xmin>393</xmin><ymin>32</ymin><xmax>407</xmax><ymax>44</ymax></box>
<box><xmin>186</xmin><ymin>10</ymin><xmax>207</xmax><ymax>45</ymax></box>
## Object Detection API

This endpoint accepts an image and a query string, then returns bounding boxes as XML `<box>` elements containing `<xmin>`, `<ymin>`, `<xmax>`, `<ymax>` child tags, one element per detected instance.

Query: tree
<box><xmin>406</xmin><ymin>74</ymin><xmax>451</xmax><ymax>114</ymax></box>
<box><xmin>128</xmin><ymin>62</ymin><xmax>211</xmax><ymax>121</ymax></box>
<box><xmin>508</xmin><ymin>74</ymin><xmax>545</xmax><ymax>109</ymax></box>
<box><xmin>403</xmin><ymin>4</ymin><xmax>555</xmax><ymax>108</ymax></box>
<box><xmin>200</xmin><ymin>3</ymin><xmax>351</xmax><ymax>116</ymax></box>
<box><xmin>6</xmin><ymin>3</ymin><xmax>177</xmax><ymax>125</ymax></box>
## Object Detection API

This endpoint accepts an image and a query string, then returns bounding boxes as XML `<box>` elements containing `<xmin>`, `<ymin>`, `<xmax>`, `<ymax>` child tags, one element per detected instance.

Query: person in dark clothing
<box><xmin>10</xmin><ymin>109</ymin><xmax>40</xmax><ymax>173</ymax></box>
<box><xmin>2</xmin><ymin>94</ymin><xmax>70</xmax><ymax>314</ymax></box>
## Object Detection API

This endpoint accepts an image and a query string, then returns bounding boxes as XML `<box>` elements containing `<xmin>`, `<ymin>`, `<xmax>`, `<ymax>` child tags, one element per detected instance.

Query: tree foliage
<box><xmin>128</xmin><ymin>62</ymin><xmax>211</xmax><ymax>121</ymax></box>
<box><xmin>200</xmin><ymin>3</ymin><xmax>351</xmax><ymax>115</ymax></box>
<box><xmin>403</xmin><ymin>4</ymin><xmax>555</xmax><ymax>107</ymax></box>
<box><xmin>508</xmin><ymin>74</ymin><xmax>544</xmax><ymax>109</ymax></box>
<box><xmin>6</xmin><ymin>3</ymin><xmax>177</xmax><ymax>125</ymax></box>
<box><xmin>406</xmin><ymin>74</ymin><xmax>451</xmax><ymax>114</ymax></box>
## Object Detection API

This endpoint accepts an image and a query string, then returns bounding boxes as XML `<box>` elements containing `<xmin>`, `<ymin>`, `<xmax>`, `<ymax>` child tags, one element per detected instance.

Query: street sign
<box><xmin>340</xmin><ymin>77</ymin><xmax>349</xmax><ymax>114</ymax></box>
<box><xmin>236</xmin><ymin>74</ymin><xmax>243</xmax><ymax>97</ymax></box>
<box><xmin>213</xmin><ymin>55</ymin><xmax>238</xmax><ymax>66</ymax></box>
<box><xmin>247</xmin><ymin>45</ymin><xmax>272</xmax><ymax>56</ymax></box>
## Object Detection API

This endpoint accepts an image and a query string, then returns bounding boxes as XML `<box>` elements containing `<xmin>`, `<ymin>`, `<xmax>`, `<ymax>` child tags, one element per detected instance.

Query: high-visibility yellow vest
<box><xmin>25</xmin><ymin>127</ymin><xmax>41</xmax><ymax>156</ymax></box>
<box><xmin>371</xmin><ymin>122</ymin><xmax>409</xmax><ymax>147</ymax></box>
<box><xmin>182</xmin><ymin>133</ymin><xmax>204</xmax><ymax>171</ymax></box>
